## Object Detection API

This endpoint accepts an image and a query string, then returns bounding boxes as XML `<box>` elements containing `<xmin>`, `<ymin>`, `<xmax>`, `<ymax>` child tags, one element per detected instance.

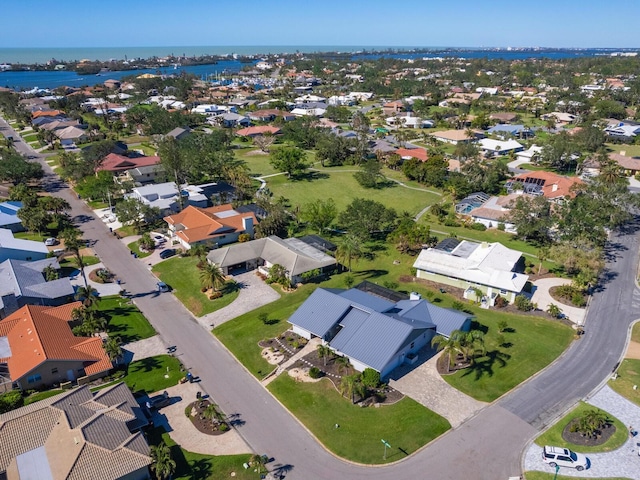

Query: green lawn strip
<box><xmin>146</xmin><ymin>426</ymin><xmax>256</xmax><ymax>480</ymax></box>
<box><xmin>124</xmin><ymin>355</ymin><xmax>184</xmax><ymax>395</ymax></box>
<box><xmin>214</xmin><ymin>284</ymin><xmax>315</xmax><ymax>378</ymax></box>
<box><xmin>115</xmin><ymin>225</ymin><xmax>138</xmax><ymax>237</ymax></box>
<box><xmin>266</xmin><ymin>169</ymin><xmax>440</xmax><ymax>215</ymax></box>
<box><xmin>13</xmin><ymin>231</ymin><xmax>48</xmax><ymax>242</ymax></box>
<box><xmin>58</xmin><ymin>255</ymin><xmax>100</xmax><ymax>269</ymax></box>
<box><xmin>534</xmin><ymin>401</ymin><xmax>627</xmax><ymax>453</ymax></box>
<box><xmin>606</xmin><ymin>143</ymin><xmax>640</xmax><ymax>157</ymax></box>
<box><xmin>87</xmin><ymin>199</ymin><xmax>108</xmax><ymax>209</ymax></box>
<box><xmin>268</xmin><ymin>375</ymin><xmax>450</xmax><ymax>464</ymax></box>
<box><xmin>609</xmin><ymin>359</ymin><xmax>640</xmax><ymax>407</ymax></box>
<box><xmin>441</xmin><ymin>306</ymin><xmax>574</xmax><ymax>402</ymax></box>
<box><xmin>152</xmin><ymin>256</ymin><xmax>240</xmax><ymax>317</ymax></box>
<box><xmin>631</xmin><ymin>322</ymin><xmax>640</xmax><ymax>343</ymax></box>
<box><xmin>24</xmin><ymin>389</ymin><xmax>64</xmax><ymax>405</ymax></box>
<box><xmin>235</xmin><ymin>147</ymin><xmax>278</xmax><ymax>177</ymax></box>
<box><xmin>98</xmin><ymin>295</ymin><xmax>156</xmax><ymax>343</ymax></box>
<box><xmin>524</xmin><ymin>472</ymin><xmax>631</xmax><ymax>480</ymax></box>
<box><xmin>22</xmin><ymin>133</ymin><xmax>38</xmax><ymax>141</ymax></box>
<box><xmin>127</xmin><ymin>240</ymin><xmax>152</xmax><ymax>259</ymax></box>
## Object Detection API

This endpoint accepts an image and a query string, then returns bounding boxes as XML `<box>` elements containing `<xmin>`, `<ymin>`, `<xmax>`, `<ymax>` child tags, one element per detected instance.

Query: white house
<box><xmin>516</xmin><ymin>145</ymin><xmax>543</xmax><ymax>163</ymax></box>
<box><xmin>478</xmin><ymin>138</ymin><xmax>524</xmax><ymax>156</ymax></box>
<box><xmin>0</xmin><ymin>229</ymin><xmax>49</xmax><ymax>262</ymax></box>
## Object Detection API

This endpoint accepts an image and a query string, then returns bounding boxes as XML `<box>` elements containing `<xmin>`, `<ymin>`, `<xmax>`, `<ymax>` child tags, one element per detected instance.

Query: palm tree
<box><xmin>75</xmin><ymin>285</ymin><xmax>100</xmax><ymax>309</ymax></box>
<box><xmin>335</xmin><ymin>356</ymin><xmax>351</xmax><ymax>375</ymax></box>
<box><xmin>336</xmin><ymin>234</ymin><xmax>362</xmax><ymax>272</ymax></box>
<box><xmin>431</xmin><ymin>334</ymin><xmax>461</xmax><ymax>370</ymax></box>
<box><xmin>203</xmin><ymin>403</ymin><xmax>221</xmax><ymax>425</ymax></box>
<box><xmin>150</xmin><ymin>442</ymin><xmax>176</xmax><ymax>480</ymax></box>
<box><xmin>547</xmin><ymin>303</ymin><xmax>562</xmax><ymax>319</ymax></box>
<box><xmin>190</xmin><ymin>243</ymin><xmax>208</xmax><ymax>261</ymax></box>
<box><xmin>537</xmin><ymin>246</ymin><xmax>550</xmax><ymax>275</ymax></box>
<box><xmin>103</xmin><ymin>336</ymin><xmax>123</xmax><ymax>364</ymax></box>
<box><xmin>61</xmin><ymin>228</ymin><xmax>88</xmax><ymax>288</ymax></box>
<box><xmin>456</xmin><ymin>330</ymin><xmax>486</xmax><ymax>364</ymax></box>
<box><xmin>250</xmin><ymin>454</ymin><xmax>267</xmax><ymax>475</ymax></box>
<box><xmin>199</xmin><ymin>262</ymin><xmax>226</xmax><ymax>292</ymax></box>
<box><xmin>317</xmin><ymin>344</ymin><xmax>332</xmax><ymax>366</ymax></box>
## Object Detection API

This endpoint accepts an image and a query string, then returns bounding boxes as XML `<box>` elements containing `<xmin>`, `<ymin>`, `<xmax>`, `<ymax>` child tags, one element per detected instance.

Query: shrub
<box><xmin>308</xmin><ymin>367</ymin><xmax>321</xmax><ymax>379</ymax></box>
<box><xmin>470</xmin><ymin>222</ymin><xmax>487</xmax><ymax>231</ymax></box>
<box><xmin>494</xmin><ymin>296</ymin><xmax>508</xmax><ymax>308</ymax></box>
<box><xmin>219</xmin><ymin>423</ymin><xmax>229</xmax><ymax>431</ymax></box>
<box><xmin>209</xmin><ymin>291</ymin><xmax>222</xmax><ymax>300</ymax></box>
<box><xmin>0</xmin><ymin>390</ymin><xmax>24</xmax><ymax>414</ymax></box>
<box><xmin>452</xmin><ymin>301</ymin><xmax>464</xmax><ymax>311</ymax></box>
<box><xmin>555</xmin><ymin>284</ymin><xmax>576</xmax><ymax>299</ymax></box>
<box><xmin>497</xmin><ymin>320</ymin><xmax>508</xmax><ymax>333</ymax></box>
<box><xmin>497</xmin><ymin>222</ymin><xmax>506</xmax><ymax>231</ymax></box>
<box><xmin>382</xmin><ymin>280</ymin><xmax>398</xmax><ymax>290</ymax></box>
<box><xmin>361</xmin><ymin>368</ymin><xmax>381</xmax><ymax>388</ymax></box>
<box><xmin>514</xmin><ymin>294</ymin><xmax>534</xmax><ymax>311</ymax></box>
<box><xmin>259</xmin><ymin>312</ymin><xmax>269</xmax><ymax>325</ymax></box>
<box><xmin>444</xmin><ymin>217</ymin><xmax>461</xmax><ymax>227</ymax></box>
<box><xmin>572</xmin><ymin>292</ymin><xmax>587</xmax><ymax>307</ymax></box>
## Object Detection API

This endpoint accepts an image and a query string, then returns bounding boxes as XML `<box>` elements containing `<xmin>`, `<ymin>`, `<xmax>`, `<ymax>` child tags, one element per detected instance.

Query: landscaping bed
<box><xmin>185</xmin><ymin>399</ymin><xmax>230</xmax><ymax>436</ymax></box>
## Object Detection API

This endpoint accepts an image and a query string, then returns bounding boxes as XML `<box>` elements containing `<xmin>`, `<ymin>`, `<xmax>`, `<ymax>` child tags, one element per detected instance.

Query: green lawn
<box><xmin>525</xmin><ymin>473</ymin><xmax>631</xmax><ymax>480</ymax></box>
<box><xmin>266</xmin><ymin>169</ymin><xmax>441</xmax><ymax>215</ymax></box>
<box><xmin>442</xmin><ymin>307</ymin><xmax>574</xmax><ymax>402</ymax></box>
<box><xmin>609</xmin><ymin>358</ymin><xmax>640</xmax><ymax>407</ymax></box>
<box><xmin>606</xmin><ymin>143</ymin><xmax>640</xmax><ymax>157</ymax></box>
<box><xmin>98</xmin><ymin>295</ymin><xmax>156</xmax><ymax>343</ymax></box>
<box><xmin>152</xmin><ymin>256</ymin><xmax>240</xmax><ymax>317</ymax></box>
<box><xmin>632</xmin><ymin>322</ymin><xmax>640</xmax><ymax>343</ymax></box>
<box><xmin>58</xmin><ymin>255</ymin><xmax>100</xmax><ymax>270</ymax></box>
<box><xmin>127</xmin><ymin>240</ymin><xmax>152</xmax><ymax>259</ymax></box>
<box><xmin>24</xmin><ymin>389</ymin><xmax>64</xmax><ymax>405</ymax></box>
<box><xmin>146</xmin><ymin>427</ymin><xmax>256</xmax><ymax>480</ymax></box>
<box><xmin>13</xmin><ymin>231</ymin><xmax>47</xmax><ymax>242</ymax></box>
<box><xmin>534</xmin><ymin>402</ymin><xmax>627</xmax><ymax>453</ymax></box>
<box><xmin>235</xmin><ymin>147</ymin><xmax>279</xmax><ymax>177</ymax></box>
<box><xmin>22</xmin><ymin>133</ymin><xmax>38</xmax><ymax>142</ymax></box>
<box><xmin>123</xmin><ymin>355</ymin><xmax>184</xmax><ymax>395</ymax></box>
<box><xmin>268</xmin><ymin>375</ymin><xmax>450</xmax><ymax>464</ymax></box>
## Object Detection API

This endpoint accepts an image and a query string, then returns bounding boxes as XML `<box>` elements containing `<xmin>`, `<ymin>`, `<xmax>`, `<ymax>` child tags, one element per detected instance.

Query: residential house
<box><xmin>0</xmin><ymin>303</ymin><xmax>113</xmax><ymax>390</ymax></box>
<box><xmin>610</xmin><ymin>151</ymin><xmax>640</xmax><ymax>176</ymax></box>
<box><xmin>164</xmin><ymin>204</ymin><xmax>257</xmax><ymax>250</ymax></box>
<box><xmin>96</xmin><ymin>153</ymin><xmax>162</xmax><ymax>185</ymax></box>
<box><xmin>515</xmin><ymin>145</ymin><xmax>543</xmax><ymax>163</ymax></box>
<box><xmin>0</xmin><ymin>202</ymin><xmax>24</xmax><ymax>233</ymax></box>
<box><xmin>206</xmin><ymin>235</ymin><xmax>337</xmax><ymax>284</ymax></box>
<box><xmin>542</xmin><ymin>112</ymin><xmax>576</xmax><ymax>124</ymax></box>
<box><xmin>413</xmin><ymin>239</ymin><xmax>529</xmax><ymax>305</ymax></box>
<box><xmin>382</xmin><ymin>100</ymin><xmax>404</xmax><ymax>116</ymax></box>
<box><xmin>478</xmin><ymin>138</ymin><xmax>524</xmax><ymax>156</ymax></box>
<box><xmin>604</xmin><ymin>121</ymin><xmax>640</xmax><ymax>140</ymax></box>
<box><xmin>39</xmin><ymin>119</ymin><xmax>81</xmax><ymax>132</ymax></box>
<box><xmin>431</xmin><ymin>129</ymin><xmax>479</xmax><ymax>145</ymax></box>
<box><xmin>0</xmin><ymin>383</ymin><xmax>151</xmax><ymax>479</ymax></box>
<box><xmin>235</xmin><ymin>125</ymin><xmax>282</xmax><ymax>138</ymax></box>
<box><xmin>31</xmin><ymin>110</ymin><xmax>64</xmax><ymax>120</ymax></box>
<box><xmin>487</xmin><ymin>124</ymin><xmax>531</xmax><ymax>138</ymax></box>
<box><xmin>0</xmin><ymin>258</ymin><xmax>74</xmax><ymax>318</ymax></box>
<box><xmin>216</xmin><ymin>112</ymin><xmax>250</xmax><ymax>128</ymax></box>
<box><xmin>489</xmin><ymin>112</ymin><xmax>518</xmax><ymax>124</ymax></box>
<box><xmin>385</xmin><ymin>112</ymin><xmax>431</xmax><ymax>129</ymax></box>
<box><xmin>0</xmin><ymin>229</ymin><xmax>49</xmax><ymax>262</ymax></box>
<box><xmin>506</xmin><ymin>171</ymin><xmax>582</xmax><ymax>203</ymax></box>
<box><xmin>55</xmin><ymin>126</ymin><xmax>88</xmax><ymax>146</ymax></box>
<box><xmin>180</xmin><ymin>182</ymin><xmax>236</xmax><ymax>207</ymax></box>
<box><xmin>128</xmin><ymin>182</ymin><xmax>180</xmax><ymax>213</ymax></box>
<box><xmin>467</xmin><ymin>194</ymin><xmax>520</xmax><ymax>233</ymax></box>
<box><xmin>288</xmin><ymin>287</ymin><xmax>471</xmax><ymax>378</ymax></box>
<box><xmin>165</xmin><ymin>126</ymin><xmax>192</xmax><ymax>140</ymax></box>
<box><xmin>395</xmin><ymin>147</ymin><xmax>428</xmax><ymax>162</ymax></box>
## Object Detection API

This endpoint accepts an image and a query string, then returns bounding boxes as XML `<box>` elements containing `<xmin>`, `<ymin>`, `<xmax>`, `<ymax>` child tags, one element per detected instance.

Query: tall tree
<box><xmin>506</xmin><ymin>195</ymin><xmax>555</xmax><ymax>244</ymax></box>
<box><xmin>269</xmin><ymin>146</ymin><xmax>308</xmax><ymax>178</ymax></box>
<box><xmin>336</xmin><ymin>233</ymin><xmax>362</xmax><ymax>272</ymax></box>
<box><xmin>338</xmin><ymin>198</ymin><xmax>397</xmax><ymax>240</ymax></box>
<box><xmin>301</xmin><ymin>198</ymin><xmax>337</xmax><ymax>234</ymax></box>
<box><xmin>61</xmin><ymin>228</ymin><xmax>88</xmax><ymax>287</ymax></box>
<box><xmin>150</xmin><ymin>442</ymin><xmax>176</xmax><ymax>480</ymax></box>
<box><xmin>199</xmin><ymin>262</ymin><xmax>226</xmax><ymax>292</ymax></box>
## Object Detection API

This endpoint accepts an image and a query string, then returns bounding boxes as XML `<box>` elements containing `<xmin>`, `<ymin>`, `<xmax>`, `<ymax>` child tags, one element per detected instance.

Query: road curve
<box><xmin>1</xmin><ymin>115</ymin><xmax>639</xmax><ymax>479</ymax></box>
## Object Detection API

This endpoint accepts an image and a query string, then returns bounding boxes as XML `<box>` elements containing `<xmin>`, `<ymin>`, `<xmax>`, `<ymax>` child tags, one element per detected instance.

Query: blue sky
<box><xmin>3</xmin><ymin>0</ymin><xmax>638</xmax><ymax>48</ymax></box>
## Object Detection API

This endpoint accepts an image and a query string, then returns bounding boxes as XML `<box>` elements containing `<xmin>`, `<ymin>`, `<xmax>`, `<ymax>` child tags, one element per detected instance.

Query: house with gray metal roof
<box><xmin>0</xmin><ymin>383</ymin><xmax>151</xmax><ymax>480</ymax></box>
<box><xmin>0</xmin><ymin>258</ymin><xmax>74</xmax><ymax>318</ymax></box>
<box><xmin>288</xmin><ymin>288</ymin><xmax>471</xmax><ymax>378</ymax></box>
<box><xmin>0</xmin><ymin>202</ymin><xmax>24</xmax><ymax>233</ymax></box>
<box><xmin>0</xmin><ymin>228</ymin><xmax>49</xmax><ymax>262</ymax></box>
<box><xmin>207</xmin><ymin>235</ymin><xmax>337</xmax><ymax>284</ymax></box>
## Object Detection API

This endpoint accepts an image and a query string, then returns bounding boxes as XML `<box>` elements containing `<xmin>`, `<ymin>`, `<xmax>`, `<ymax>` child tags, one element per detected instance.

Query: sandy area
<box><xmin>625</xmin><ymin>341</ymin><xmax>640</xmax><ymax>360</ymax></box>
<box><xmin>288</xmin><ymin>367</ymin><xmax>322</xmax><ymax>383</ymax></box>
<box><xmin>261</xmin><ymin>348</ymin><xmax>284</xmax><ymax>365</ymax></box>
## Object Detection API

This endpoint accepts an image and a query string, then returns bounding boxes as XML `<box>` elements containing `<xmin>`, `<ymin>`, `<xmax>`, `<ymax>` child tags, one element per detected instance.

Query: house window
<box><xmin>500</xmin><ymin>289</ymin><xmax>507</xmax><ymax>295</ymax></box>
<box><xmin>27</xmin><ymin>374</ymin><xmax>42</xmax><ymax>384</ymax></box>
<box><xmin>51</xmin><ymin>368</ymin><xmax>58</xmax><ymax>374</ymax></box>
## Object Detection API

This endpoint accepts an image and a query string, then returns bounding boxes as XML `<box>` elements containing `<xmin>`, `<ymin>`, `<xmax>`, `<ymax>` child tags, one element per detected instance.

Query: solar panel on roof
<box><xmin>435</xmin><ymin>238</ymin><xmax>461</xmax><ymax>252</ymax></box>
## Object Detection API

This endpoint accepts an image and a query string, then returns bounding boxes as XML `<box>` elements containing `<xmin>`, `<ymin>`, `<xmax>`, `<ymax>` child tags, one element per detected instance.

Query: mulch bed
<box><xmin>436</xmin><ymin>352</ymin><xmax>471</xmax><ymax>375</ymax></box>
<box><xmin>562</xmin><ymin>419</ymin><xmax>616</xmax><ymax>446</ymax></box>
<box><xmin>258</xmin><ymin>332</ymin><xmax>308</xmax><ymax>361</ymax></box>
<box><xmin>549</xmin><ymin>286</ymin><xmax>587</xmax><ymax>308</ymax></box>
<box><xmin>88</xmin><ymin>268</ymin><xmax>113</xmax><ymax>284</ymax></box>
<box><xmin>185</xmin><ymin>400</ymin><xmax>229</xmax><ymax>436</ymax></box>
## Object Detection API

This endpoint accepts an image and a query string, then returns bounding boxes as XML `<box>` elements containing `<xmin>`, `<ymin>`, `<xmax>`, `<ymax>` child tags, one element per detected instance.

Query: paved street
<box><xmin>2</xmin><ymin>115</ymin><xmax>640</xmax><ymax>479</ymax></box>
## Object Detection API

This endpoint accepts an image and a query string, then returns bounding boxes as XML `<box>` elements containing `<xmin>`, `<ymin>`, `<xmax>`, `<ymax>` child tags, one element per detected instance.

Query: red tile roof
<box><xmin>0</xmin><ymin>303</ymin><xmax>112</xmax><ymax>382</ymax></box>
<box><xmin>235</xmin><ymin>125</ymin><xmax>282</xmax><ymax>137</ymax></box>
<box><xmin>396</xmin><ymin>147</ymin><xmax>428</xmax><ymax>162</ymax></box>
<box><xmin>164</xmin><ymin>204</ymin><xmax>257</xmax><ymax>244</ymax></box>
<box><xmin>511</xmin><ymin>171</ymin><xmax>583</xmax><ymax>200</ymax></box>
<box><xmin>32</xmin><ymin>110</ymin><xmax>64</xmax><ymax>119</ymax></box>
<box><xmin>97</xmin><ymin>153</ymin><xmax>161</xmax><ymax>172</ymax></box>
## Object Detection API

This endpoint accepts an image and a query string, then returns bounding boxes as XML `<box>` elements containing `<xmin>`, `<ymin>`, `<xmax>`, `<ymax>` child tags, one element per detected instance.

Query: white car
<box><xmin>44</xmin><ymin>237</ymin><xmax>58</xmax><ymax>246</ymax></box>
<box><xmin>542</xmin><ymin>446</ymin><xmax>588</xmax><ymax>471</ymax></box>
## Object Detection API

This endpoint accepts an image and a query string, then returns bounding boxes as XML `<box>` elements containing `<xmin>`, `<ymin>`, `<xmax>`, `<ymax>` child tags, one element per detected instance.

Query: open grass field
<box><xmin>606</xmin><ymin>143</ymin><xmax>640</xmax><ymax>157</ymax></box>
<box><xmin>268</xmin><ymin>375</ymin><xmax>450</xmax><ymax>464</ymax></box>
<box><xmin>234</xmin><ymin>146</ymin><xmax>279</xmax><ymax>177</ymax></box>
<box><xmin>152</xmin><ymin>256</ymin><xmax>240</xmax><ymax>317</ymax></box>
<box><xmin>123</xmin><ymin>354</ymin><xmax>184</xmax><ymax>395</ymax></box>
<box><xmin>266</xmin><ymin>169</ymin><xmax>441</xmax><ymax>215</ymax></box>
<box><xmin>534</xmin><ymin>401</ymin><xmax>628</xmax><ymax>453</ymax></box>
<box><xmin>146</xmin><ymin>427</ymin><xmax>256</xmax><ymax>480</ymax></box>
<box><xmin>99</xmin><ymin>295</ymin><xmax>156</xmax><ymax>343</ymax></box>
<box><xmin>609</xmin><ymin>358</ymin><xmax>640</xmax><ymax>407</ymax></box>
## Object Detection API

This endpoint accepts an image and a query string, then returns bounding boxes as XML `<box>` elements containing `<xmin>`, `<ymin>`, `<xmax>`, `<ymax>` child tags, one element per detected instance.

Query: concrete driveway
<box><xmin>150</xmin><ymin>382</ymin><xmax>251</xmax><ymax>456</ymax></box>
<box><xmin>388</xmin><ymin>346</ymin><xmax>486</xmax><ymax>428</ymax></box>
<box><xmin>531</xmin><ymin>277</ymin><xmax>586</xmax><ymax>325</ymax></box>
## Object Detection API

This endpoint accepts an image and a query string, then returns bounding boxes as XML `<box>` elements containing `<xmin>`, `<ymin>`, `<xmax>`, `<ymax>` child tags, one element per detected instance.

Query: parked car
<box><xmin>159</xmin><ymin>248</ymin><xmax>176</xmax><ymax>259</ymax></box>
<box><xmin>44</xmin><ymin>237</ymin><xmax>58</xmax><ymax>246</ymax></box>
<box><xmin>154</xmin><ymin>234</ymin><xmax>166</xmax><ymax>244</ymax></box>
<box><xmin>156</xmin><ymin>281</ymin><xmax>169</xmax><ymax>292</ymax></box>
<box><xmin>542</xmin><ymin>446</ymin><xmax>588</xmax><ymax>471</ymax></box>
<box><xmin>146</xmin><ymin>391</ymin><xmax>171</xmax><ymax>410</ymax></box>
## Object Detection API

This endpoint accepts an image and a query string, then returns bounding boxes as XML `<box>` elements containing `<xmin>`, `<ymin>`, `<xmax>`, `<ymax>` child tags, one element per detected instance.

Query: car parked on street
<box><xmin>542</xmin><ymin>446</ymin><xmax>588</xmax><ymax>471</ymax></box>
<box><xmin>159</xmin><ymin>248</ymin><xmax>176</xmax><ymax>259</ymax></box>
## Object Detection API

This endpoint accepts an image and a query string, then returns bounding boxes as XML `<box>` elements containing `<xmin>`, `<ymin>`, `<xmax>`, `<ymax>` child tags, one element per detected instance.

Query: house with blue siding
<box><xmin>288</xmin><ymin>287</ymin><xmax>471</xmax><ymax>378</ymax></box>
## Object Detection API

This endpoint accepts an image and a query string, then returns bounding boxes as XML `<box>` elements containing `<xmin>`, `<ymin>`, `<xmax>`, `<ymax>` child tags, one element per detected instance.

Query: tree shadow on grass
<box><xmin>354</xmin><ymin>269</ymin><xmax>388</xmax><ymax>280</ymax></box>
<box><xmin>298</xmin><ymin>171</ymin><xmax>329</xmax><ymax>182</ymax></box>
<box><xmin>458</xmin><ymin>350</ymin><xmax>511</xmax><ymax>381</ymax></box>
<box><xmin>129</xmin><ymin>356</ymin><xmax>162</xmax><ymax>374</ymax></box>
<box><xmin>189</xmin><ymin>458</ymin><xmax>214</xmax><ymax>480</ymax></box>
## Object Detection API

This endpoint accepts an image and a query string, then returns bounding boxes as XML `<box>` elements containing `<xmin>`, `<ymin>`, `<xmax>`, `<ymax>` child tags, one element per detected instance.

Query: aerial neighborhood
<box><xmin>1</xmin><ymin>43</ymin><xmax>640</xmax><ymax>480</ymax></box>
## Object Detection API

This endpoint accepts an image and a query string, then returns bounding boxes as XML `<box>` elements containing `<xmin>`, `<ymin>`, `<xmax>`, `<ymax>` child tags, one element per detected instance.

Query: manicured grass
<box><xmin>87</xmin><ymin>200</ymin><xmax>109</xmax><ymax>209</ymax></box>
<box><xmin>268</xmin><ymin>375</ymin><xmax>450</xmax><ymax>464</ymax></box>
<box><xmin>235</xmin><ymin>146</ymin><xmax>279</xmax><ymax>177</ymax></box>
<box><xmin>22</xmin><ymin>133</ymin><xmax>38</xmax><ymax>142</ymax></box>
<box><xmin>124</xmin><ymin>355</ymin><xmax>184</xmax><ymax>395</ymax></box>
<box><xmin>631</xmin><ymin>322</ymin><xmax>640</xmax><ymax>343</ymax></box>
<box><xmin>24</xmin><ymin>389</ymin><xmax>64</xmax><ymax>405</ymax></box>
<box><xmin>266</xmin><ymin>169</ymin><xmax>441</xmax><ymax>215</ymax></box>
<box><xmin>152</xmin><ymin>256</ymin><xmax>240</xmax><ymax>317</ymax></box>
<box><xmin>58</xmin><ymin>255</ymin><xmax>100</xmax><ymax>268</ymax></box>
<box><xmin>606</xmin><ymin>143</ymin><xmax>640</xmax><ymax>157</ymax></box>
<box><xmin>609</xmin><ymin>359</ymin><xmax>640</xmax><ymax>407</ymax></box>
<box><xmin>99</xmin><ymin>295</ymin><xmax>156</xmax><ymax>343</ymax></box>
<box><xmin>146</xmin><ymin>427</ymin><xmax>256</xmax><ymax>480</ymax></box>
<box><xmin>524</xmin><ymin>472</ymin><xmax>631</xmax><ymax>480</ymax></box>
<box><xmin>115</xmin><ymin>225</ymin><xmax>138</xmax><ymax>237</ymax></box>
<box><xmin>13</xmin><ymin>231</ymin><xmax>47</xmax><ymax>242</ymax></box>
<box><xmin>442</xmin><ymin>307</ymin><xmax>574</xmax><ymax>402</ymax></box>
<box><xmin>534</xmin><ymin>401</ymin><xmax>627</xmax><ymax>453</ymax></box>
<box><xmin>127</xmin><ymin>240</ymin><xmax>152</xmax><ymax>259</ymax></box>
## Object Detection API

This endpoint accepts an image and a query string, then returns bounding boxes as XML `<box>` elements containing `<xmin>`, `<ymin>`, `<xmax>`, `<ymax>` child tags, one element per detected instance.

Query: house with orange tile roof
<box><xmin>0</xmin><ymin>303</ymin><xmax>112</xmax><ymax>391</ymax></box>
<box><xmin>506</xmin><ymin>171</ymin><xmax>583</xmax><ymax>203</ymax></box>
<box><xmin>396</xmin><ymin>147</ymin><xmax>428</xmax><ymax>162</ymax></box>
<box><xmin>164</xmin><ymin>204</ymin><xmax>257</xmax><ymax>250</ymax></box>
<box><xmin>31</xmin><ymin>110</ymin><xmax>64</xmax><ymax>119</ymax></box>
<box><xmin>96</xmin><ymin>153</ymin><xmax>163</xmax><ymax>184</ymax></box>
<box><xmin>235</xmin><ymin>125</ymin><xmax>282</xmax><ymax>137</ymax></box>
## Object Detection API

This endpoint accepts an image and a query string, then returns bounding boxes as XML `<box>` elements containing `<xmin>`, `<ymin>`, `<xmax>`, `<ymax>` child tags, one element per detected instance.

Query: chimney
<box><xmin>552</xmin><ymin>184</ymin><xmax>558</xmax><ymax>192</ymax></box>
<box><xmin>242</xmin><ymin>216</ymin><xmax>254</xmax><ymax>237</ymax></box>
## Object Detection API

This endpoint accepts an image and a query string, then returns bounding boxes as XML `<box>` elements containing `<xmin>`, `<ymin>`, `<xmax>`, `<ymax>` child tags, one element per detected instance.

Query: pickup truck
<box><xmin>145</xmin><ymin>391</ymin><xmax>171</xmax><ymax>410</ymax></box>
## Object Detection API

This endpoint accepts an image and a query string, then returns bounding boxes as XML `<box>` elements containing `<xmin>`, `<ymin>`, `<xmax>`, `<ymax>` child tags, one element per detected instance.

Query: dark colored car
<box><xmin>146</xmin><ymin>391</ymin><xmax>171</xmax><ymax>410</ymax></box>
<box><xmin>159</xmin><ymin>248</ymin><xmax>176</xmax><ymax>259</ymax></box>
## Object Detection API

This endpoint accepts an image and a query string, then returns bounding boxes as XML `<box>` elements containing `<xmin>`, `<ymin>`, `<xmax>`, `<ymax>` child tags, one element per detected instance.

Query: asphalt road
<box><xmin>2</xmin><ymin>116</ymin><xmax>639</xmax><ymax>479</ymax></box>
